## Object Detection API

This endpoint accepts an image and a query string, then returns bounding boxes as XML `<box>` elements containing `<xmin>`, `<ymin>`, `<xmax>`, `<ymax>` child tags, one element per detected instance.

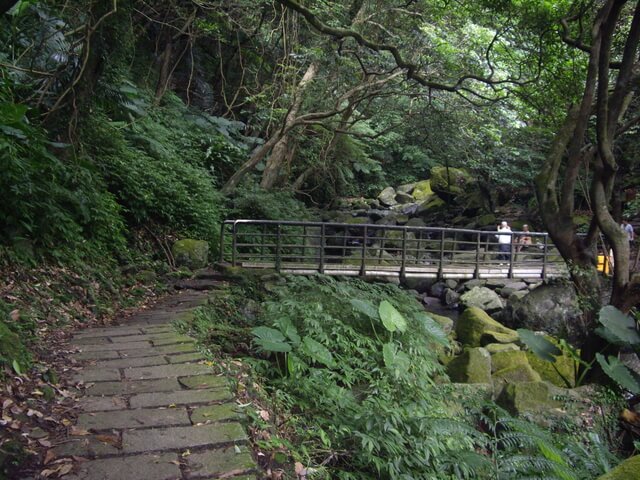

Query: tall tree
<box><xmin>535</xmin><ymin>0</ymin><xmax>640</xmax><ymax>319</ymax></box>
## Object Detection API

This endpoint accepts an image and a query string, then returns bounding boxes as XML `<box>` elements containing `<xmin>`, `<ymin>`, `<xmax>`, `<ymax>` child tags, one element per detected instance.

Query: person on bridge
<box><xmin>621</xmin><ymin>219</ymin><xmax>635</xmax><ymax>244</ymax></box>
<box><xmin>516</xmin><ymin>224</ymin><xmax>532</xmax><ymax>252</ymax></box>
<box><xmin>496</xmin><ymin>221</ymin><xmax>512</xmax><ymax>262</ymax></box>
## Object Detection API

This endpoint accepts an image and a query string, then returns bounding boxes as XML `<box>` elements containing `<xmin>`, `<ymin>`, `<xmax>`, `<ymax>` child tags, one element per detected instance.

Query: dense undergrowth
<box><xmin>179</xmin><ymin>274</ymin><xmax>623</xmax><ymax>479</ymax></box>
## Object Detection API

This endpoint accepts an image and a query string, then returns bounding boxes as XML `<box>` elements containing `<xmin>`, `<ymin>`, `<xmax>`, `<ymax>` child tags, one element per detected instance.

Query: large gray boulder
<box><xmin>459</xmin><ymin>286</ymin><xmax>503</xmax><ymax>313</ymax></box>
<box><xmin>500</xmin><ymin>282</ymin><xmax>582</xmax><ymax>339</ymax></box>
<box><xmin>378</xmin><ymin>187</ymin><xmax>397</xmax><ymax>207</ymax></box>
<box><xmin>395</xmin><ymin>192</ymin><xmax>414</xmax><ymax>204</ymax></box>
<box><xmin>447</xmin><ymin>347</ymin><xmax>492</xmax><ymax>384</ymax></box>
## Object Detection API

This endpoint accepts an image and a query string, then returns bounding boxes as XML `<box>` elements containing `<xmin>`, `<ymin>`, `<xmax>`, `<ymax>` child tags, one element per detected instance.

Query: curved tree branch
<box><xmin>276</xmin><ymin>0</ymin><xmax>532</xmax><ymax>95</ymax></box>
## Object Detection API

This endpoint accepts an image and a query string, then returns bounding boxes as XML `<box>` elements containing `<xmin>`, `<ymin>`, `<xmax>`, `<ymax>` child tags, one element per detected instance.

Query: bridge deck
<box><xmin>240</xmin><ymin>261</ymin><xmax>567</xmax><ymax>280</ymax></box>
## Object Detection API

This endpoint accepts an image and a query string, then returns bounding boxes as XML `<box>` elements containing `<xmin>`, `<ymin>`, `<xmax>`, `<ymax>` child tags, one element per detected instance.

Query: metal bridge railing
<box><xmin>219</xmin><ymin>219</ymin><xmax>568</xmax><ymax>280</ymax></box>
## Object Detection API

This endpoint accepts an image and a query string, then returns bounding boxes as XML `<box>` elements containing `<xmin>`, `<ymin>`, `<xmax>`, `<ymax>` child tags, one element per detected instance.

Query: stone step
<box><xmin>122</xmin><ymin>423</ymin><xmax>247</xmax><ymax>454</ymax></box>
<box><xmin>85</xmin><ymin>378</ymin><xmax>182</xmax><ymax>396</ymax></box>
<box><xmin>130</xmin><ymin>389</ymin><xmax>232</xmax><ymax>408</ymax></box>
<box><xmin>77</xmin><ymin>408</ymin><xmax>191</xmax><ymax>431</ymax></box>
<box><xmin>64</xmin><ymin>453</ymin><xmax>181</xmax><ymax>480</ymax></box>
<box><xmin>123</xmin><ymin>363</ymin><xmax>211</xmax><ymax>380</ymax></box>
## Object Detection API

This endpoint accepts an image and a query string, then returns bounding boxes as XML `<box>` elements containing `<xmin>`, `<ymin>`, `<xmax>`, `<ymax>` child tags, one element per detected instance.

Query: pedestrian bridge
<box><xmin>219</xmin><ymin>219</ymin><xmax>570</xmax><ymax>280</ymax></box>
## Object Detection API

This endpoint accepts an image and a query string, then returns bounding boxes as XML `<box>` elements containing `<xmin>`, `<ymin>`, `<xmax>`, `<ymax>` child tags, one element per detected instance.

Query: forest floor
<box><xmin>16</xmin><ymin>287</ymin><xmax>257</xmax><ymax>480</ymax></box>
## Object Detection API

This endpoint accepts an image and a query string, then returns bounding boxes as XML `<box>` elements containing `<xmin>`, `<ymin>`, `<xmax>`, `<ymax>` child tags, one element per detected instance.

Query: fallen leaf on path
<box><xmin>94</xmin><ymin>434</ymin><xmax>119</xmax><ymax>446</ymax></box>
<box><xmin>43</xmin><ymin>449</ymin><xmax>56</xmax><ymax>465</ymax></box>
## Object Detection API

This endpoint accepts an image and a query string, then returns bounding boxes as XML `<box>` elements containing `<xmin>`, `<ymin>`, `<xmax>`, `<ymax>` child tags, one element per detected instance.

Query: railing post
<box><xmin>542</xmin><ymin>234</ymin><xmax>548</xmax><ymax>280</ymax></box>
<box><xmin>360</xmin><ymin>225</ymin><xmax>368</xmax><ymax>276</ymax></box>
<box><xmin>415</xmin><ymin>229</ymin><xmax>422</xmax><ymax>262</ymax></box>
<box><xmin>231</xmin><ymin>222</ymin><xmax>238</xmax><ymax>266</ymax></box>
<box><xmin>302</xmin><ymin>225</ymin><xmax>307</xmax><ymax>263</ymax></box>
<box><xmin>508</xmin><ymin>233</ymin><xmax>514</xmax><ymax>279</ymax></box>
<box><xmin>474</xmin><ymin>231</ymin><xmax>481</xmax><ymax>279</ymax></box>
<box><xmin>219</xmin><ymin>223</ymin><xmax>226</xmax><ymax>263</ymax></box>
<box><xmin>260</xmin><ymin>224</ymin><xmax>266</xmax><ymax>258</ymax></box>
<box><xmin>319</xmin><ymin>223</ymin><xmax>325</xmax><ymax>274</ymax></box>
<box><xmin>400</xmin><ymin>227</ymin><xmax>407</xmax><ymax>279</ymax></box>
<box><xmin>275</xmin><ymin>223</ymin><xmax>282</xmax><ymax>272</ymax></box>
<box><xmin>438</xmin><ymin>229</ymin><xmax>444</xmax><ymax>279</ymax></box>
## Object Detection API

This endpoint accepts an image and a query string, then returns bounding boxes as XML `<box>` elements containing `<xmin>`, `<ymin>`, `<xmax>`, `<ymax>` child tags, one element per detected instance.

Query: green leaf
<box><xmin>517</xmin><ymin>329</ymin><xmax>562</xmax><ymax>362</ymax></box>
<box><xmin>12</xmin><ymin>359</ymin><xmax>22</xmax><ymax>375</ymax></box>
<box><xmin>597</xmin><ymin>305</ymin><xmax>640</xmax><ymax>346</ymax></box>
<box><xmin>301</xmin><ymin>336</ymin><xmax>335</xmax><ymax>368</ymax></box>
<box><xmin>350</xmin><ymin>298</ymin><xmax>379</xmax><ymax>319</ymax></box>
<box><xmin>382</xmin><ymin>343</ymin><xmax>411</xmax><ymax>377</ymax></box>
<box><xmin>378</xmin><ymin>300</ymin><xmax>407</xmax><ymax>333</ymax></box>
<box><xmin>252</xmin><ymin>326</ymin><xmax>286</xmax><ymax>342</ymax></box>
<box><xmin>254</xmin><ymin>339</ymin><xmax>292</xmax><ymax>352</ymax></box>
<box><xmin>596</xmin><ymin>354</ymin><xmax>640</xmax><ymax>394</ymax></box>
<box><xmin>287</xmin><ymin>352</ymin><xmax>306</xmax><ymax>375</ymax></box>
<box><xmin>414</xmin><ymin>312</ymin><xmax>449</xmax><ymax>346</ymax></box>
<box><xmin>251</xmin><ymin>326</ymin><xmax>291</xmax><ymax>353</ymax></box>
<box><xmin>275</xmin><ymin>317</ymin><xmax>301</xmax><ymax>346</ymax></box>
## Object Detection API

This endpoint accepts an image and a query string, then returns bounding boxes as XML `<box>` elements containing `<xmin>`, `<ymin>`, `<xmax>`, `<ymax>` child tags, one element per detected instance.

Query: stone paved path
<box><xmin>59</xmin><ymin>290</ymin><xmax>257</xmax><ymax>480</ymax></box>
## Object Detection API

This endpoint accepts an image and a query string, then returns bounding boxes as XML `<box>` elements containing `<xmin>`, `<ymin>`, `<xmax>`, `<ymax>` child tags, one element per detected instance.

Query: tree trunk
<box><xmin>222</xmin><ymin>62</ymin><xmax>317</xmax><ymax>193</ymax></box>
<box><xmin>155</xmin><ymin>36</ymin><xmax>174</xmax><ymax>102</ymax></box>
<box><xmin>535</xmin><ymin>0</ymin><xmax>640</xmax><ymax>377</ymax></box>
<box><xmin>259</xmin><ymin>62</ymin><xmax>318</xmax><ymax>190</ymax></box>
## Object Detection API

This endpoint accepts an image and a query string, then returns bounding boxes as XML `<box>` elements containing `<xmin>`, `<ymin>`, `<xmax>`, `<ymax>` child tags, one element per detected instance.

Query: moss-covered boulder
<box><xmin>428</xmin><ymin>312</ymin><xmax>454</xmax><ymax>334</ymax></box>
<box><xmin>172</xmin><ymin>239</ymin><xmax>210</xmax><ymax>269</ymax></box>
<box><xmin>447</xmin><ymin>347</ymin><xmax>492</xmax><ymax>384</ymax></box>
<box><xmin>345</xmin><ymin>216</ymin><xmax>368</xmax><ymax>225</ymax></box>
<box><xmin>496</xmin><ymin>381</ymin><xmax>560</xmax><ymax>415</ymax></box>
<box><xmin>381</xmin><ymin>230</ymin><xmax>416</xmax><ymax>248</ymax></box>
<box><xmin>430</xmin><ymin>166</ymin><xmax>471</xmax><ymax>198</ymax></box>
<box><xmin>413</xmin><ymin>180</ymin><xmax>434</xmax><ymax>201</ymax></box>
<box><xmin>378</xmin><ymin>187</ymin><xmax>397</xmax><ymax>207</ymax></box>
<box><xmin>416</xmin><ymin>196</ymin><xmax>446</xmax><ymax>216</ymax></box>
<box><xmin>493</xmin><ymin>364</ymin><xmax>542</xmax><ymax>383</ymax></box>
<box><xmin>404</xmin><ymin>218</ymin><xmax>425</xmax><ymax>229</ymax></box>
<box><xmin>596</xmin><ymin>455</ymin><xmax>640</xmax><ymax>479</ymax></box>
<box><xmin>459</xmin><ymin>287</ymin><xmax>503</xmax><ymax>313</ymax></box>
<box><xmin>485</xmin><ymin>343</ymin><xmax>520</xmax><ymax>353</ymax></box>
<box><xmin>456</xmin><ymin>307</ymin><xmax>519</xmax><ymax>347</ymax></box>
<box><xmin>525</xmin><ymin>335</ymin><xmax>577</xmax><ymax>387</ymax></box>
<box><xmin>395</xmin><ymin>192</ymin><xmax>414</xmax><ymax>204</ymax></box>
<box><xmin>491</xmin><ymin>350</ymin><xmax>528</xmax><ymax>372</ymax></box>
<box><xmin>397</xmin><ymin>183</ymin><xmax>415</xmax><ymax>195</ymax></box>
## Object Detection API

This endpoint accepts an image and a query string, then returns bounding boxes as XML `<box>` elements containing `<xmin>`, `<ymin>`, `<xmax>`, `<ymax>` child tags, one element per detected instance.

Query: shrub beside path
<box><xmin>52</xmin><ymin>289</ymin><xmax>256</xmax><ymax>480</ymax></box>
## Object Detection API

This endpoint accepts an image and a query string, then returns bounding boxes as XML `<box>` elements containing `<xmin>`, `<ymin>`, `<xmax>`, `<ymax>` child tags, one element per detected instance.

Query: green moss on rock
<box><xmin>447</xmin><ymin>347</ymin><xmax>492</xmax><ymax>384</ymax></box>
<box><xmin>456</xmin><ymin>307</ymin><xmax>519</xmax><ymax>347</ymax></box>
<box><xmin>526</xmin><ymin>335</ymin><xmax>577</xmax><ymax>387</ymax></box>
<box><xmin>428</xmin><ymin>312</ymin><xmax>454</xmax><ymax>334</ymax></box>
<box><xmin>596</xmin><ymin>455</ymin><xmax>640</xmax><ymax>480</ymax></box>
<box><xmin>430</xmin><ymin>166</ymin><xmax>471</xmax><ymax>196</ymax></box>
<box><xmin>416</xmin><ymin>196</ymin><xmax>446</xmax><ymax>216</ymax></box>
<box><xmin>172</xmin><ymin>239</ymin><xmax>209</xmax><ymax>269</ymax></box>
<box><xmin>485</xmin><ymin>343</ymin><xmax>520</xmax><ymax>353</ymax></box>
<box><xmin>496</xmin><ymin>381</ymin><xmax>560</xmax><ymax>415</ymax></box>
<box><xmin>413</xmin><ymin>180</ymin><xmax>433</xmax><ymax>201</ymax></box>
<box><xmin>493</xmin><ymin>364</ymin><xmax>542</xmax><ymax>383</ymax></box>
<box><xmin>491</xmin><ymin>351</ymin><xmax>529</xmax><ymax>373</ymax></box>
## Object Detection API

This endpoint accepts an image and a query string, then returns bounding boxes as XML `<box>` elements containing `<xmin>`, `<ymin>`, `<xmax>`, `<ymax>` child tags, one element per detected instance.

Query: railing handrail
<box><xmin>222</xmin><ymin>219</ymin><xmax>548</xmax><ymax>237</ymax></box>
